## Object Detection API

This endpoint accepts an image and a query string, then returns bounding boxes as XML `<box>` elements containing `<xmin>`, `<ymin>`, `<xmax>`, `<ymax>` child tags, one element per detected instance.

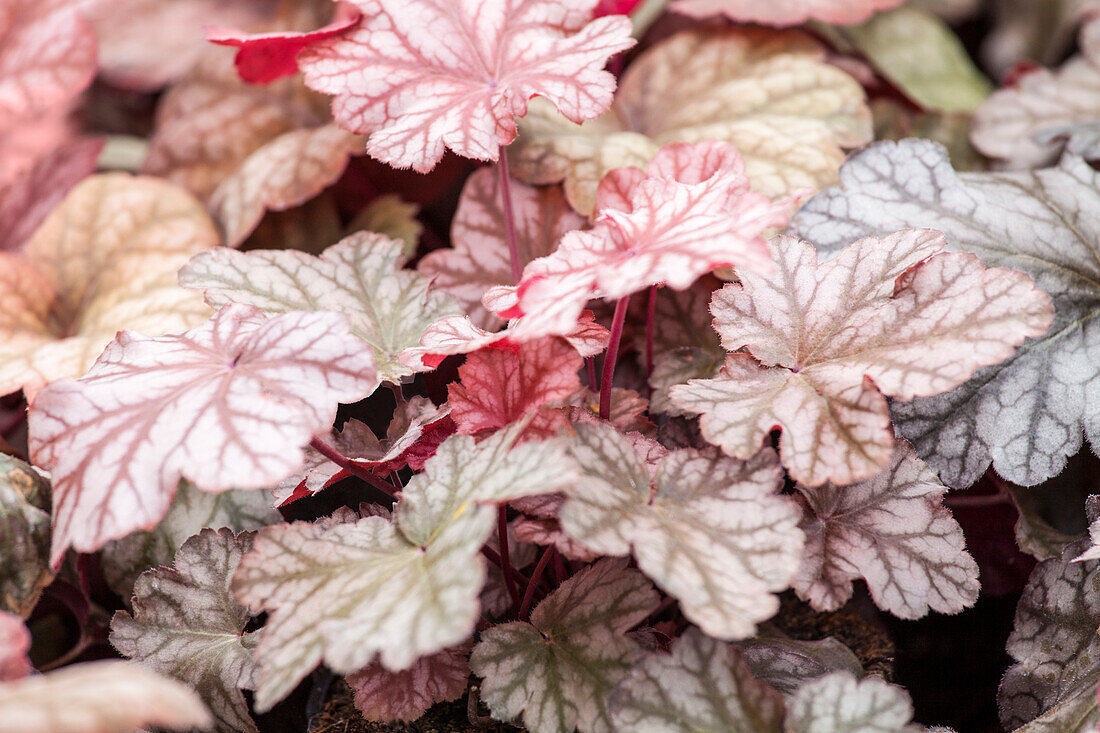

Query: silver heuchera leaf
<box><xmin>0</xmin><ymin>455</ymin><xmax>53</xmax><ymax>617</ymax></box>
<box><xmin>791</xmin><ymin>139</ymin><xmax>1100</xmax><ymax>488</ymax></box>
<box><xmin>608</xmin><ymin>628</ymin><xmax>786</xmax><ymax>733</ymax></box>
<box><xmin>470</xmin><ymin>558</ymin><xmax>660</xmax><ymax>733</ymax></box>
<box><xmin>737</xmin><ymin>633</ymin><xmax>863</xmax><ymax>697</ymax></box>
<box><xmin>559</xmin><ymin>423</ymin><xmax>803</xmax><ymax>639</ymax></box>
<box><xmin>794</xmin><ymin>443</ymin><xmax>980</xmax><ymax>619</ymax></box>
<box><xmin>234</xmin><ymin>422</ymin><xmax>575</xmax><ymax>711</ymax></box>
<box><xmin>110</xmin><ymin>528</ymin><xmax>260</xmax><ymax>733</ymax></box>
<box><xmin>998</xmin><ymin>538</ymin><xmax>1100</xmax><ymax>731</ymax></box>
<box><xmin>103</xmin><ymin>480</ymin><xmax>279</xmax><ymax>601</ymax></box>
<box><xmin>786</xmin><ymin>672</ymin><xmax>918</xmax><ymax>733</ymax></box>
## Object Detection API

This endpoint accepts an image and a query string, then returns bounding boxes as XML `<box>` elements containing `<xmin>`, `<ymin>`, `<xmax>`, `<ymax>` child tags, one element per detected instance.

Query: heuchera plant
<box><xmin>4</xmin><ymin>0</ymin><xmax>1100</xmax><ymax>731</ymax></box>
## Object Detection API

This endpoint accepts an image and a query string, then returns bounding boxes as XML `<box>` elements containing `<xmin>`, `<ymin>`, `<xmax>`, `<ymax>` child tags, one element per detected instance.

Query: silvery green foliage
<box><xmin>786</xmin><ymin>672</ymin><xmax>919</xmax><ymax>733</ymax></box>
<box><xmin>0</xmin><ymin>455</ymin><xmax>52</xmax><ymax>617</ymax></box>
<box><xmin>102</xmin><ymin>480</ymin><xmax>279</xmax><ymax>602</ymax></box>
<box><xmin>608</xmin><ymin>628</ymin><xmax>786</xmax><ymax>733</ymax></box>
<box><xmin>737</xmin><ymin>633</ymin><xmax>863</xmax><ymax>696</ymax></box>
<box><xmin>110</xmin><ymin>528</ymin><xmax>260</xmax><ymax>733</ymax></box>
<box><xmin>559</xmin><ymin>423</ymin><xmax>803</xmax><ymax>639</ymax></box>
<box><xmin>998</xmin><ymin>537</ymin><xmax>1100</xmax><ymax>731</ymax></box>
<box><xmin>791</xmin><ymin>139</ymin><xmax>1100</xmax><ymax>488</ymax></box>
<box><xmin>233</xmin><ymin>422</ymin><xmax>575</xmax><ymax>711</ymax></box>
<box><xmin>470</xmin><ymin>558</ymin><xmax>660</xmax><ymax>733</ymax></box>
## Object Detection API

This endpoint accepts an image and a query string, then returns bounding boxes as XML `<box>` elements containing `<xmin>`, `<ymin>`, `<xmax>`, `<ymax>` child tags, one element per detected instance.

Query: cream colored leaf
<box><xmin>561</xmin><ymin>423</ymin><xmax>803</xmax><ymax>639</ymax></box>
<box><xmin>28</xmin><ymin>305</ymin><xmax>379</xmax><ymax>566</ymax></box>
<box><xmin>670</xmin><ymin>0</ymin><xmax>905</xmax><ymax>26</ymax></box>
<box><xmin>509</xmin><ymin>27</ymin><xmax>871</xmax><ymax>214</ymax></box>
<box><xmin>0</xmin><ymin>173</ymin><xmax>218</xmax><ymax>401</ymax></box>
<box><xmin>786</xmin><ymin>672</ymin><xmax>917</xmax><ymax>733</ymax></box>
<box><xmin>0</xmin><ymin>660</ymin><xmax>212</xmax><ymax>733</ymax></box>
<box><xmin>670</xmin><ymin>231</ymin><xmax>1053</xmax><ymax>486</ymax></box>
<box><xmin>347</xmin><ymin>194</ymin><xmax>423</xmax><ymax>257</ymax></box>
<box><xmin>470</xmin><ymin>558</ymin><xmax>659</xmax><ymax>733</ymax></box>
<box><xmin>234</xmin><ymin>424</ymin><xmax>575</xmax><ymax>711</ymax></box>
<box><xmin>111</xmin><ymin>528</ymin><xmax>260</xmax><ymax>733</ymax></box>
<box><xmin>0</xmin><ymin>455</ymin><xmax>53</xmax><ymax>617</ymax></box>
<box><xmin>180</xmin><ymin>232</ymin><xmax>461</xmax><ymax>382</ymax></box>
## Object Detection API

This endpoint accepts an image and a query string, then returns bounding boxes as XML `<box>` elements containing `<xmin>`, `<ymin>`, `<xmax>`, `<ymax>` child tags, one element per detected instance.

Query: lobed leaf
<box><xmin>791</xmin><ymin>139</ymin><xmax>1100</xmax><ymax>487</ymax></box>
<box><xmin>298</xmin><ymin>0</ymin><xmax>634</xmax><ymax>171</ymax></box>
<box><xmin>671</xmin><ymin>230</ymin><xmax>1053</xmax><ymax>486</ymax></box>
<box><xmin>470</xmin><ymin>558</ymin><xmax>660</xmax><ymax>733</ymax></box>
<box><xmin>0</xmin><ymin>456</ymin><xmax>53</xmax><ymax>617</ymax></box>
<box><xmin>560</xmin><ymin>423</ymin><xmax>803</xmax><ymax>639</ymax></box>
<box><xmin>347</xmin><ymin>645</ymin><xmax>470</xmax><ymax>723</ymax></box>
<box><xmin>28</xmin><ymin>304</ymin><xmax>379</xmax><ymax>566</ymax></box>
<box><xmin>793</xmin><ymin>443</ymin><xmax>980</xmax><ymax>619</ymax></box>
<box><xmin>111</xmin><ymin>528</ymin><xmax>261</xmax><ymax>733</ymax></box>
<box><xmin>785</xmin><ymin>672</ymin><xmax>918</xmax><ymax>733</ymax></box>
<box><xmin>509</xmin><ymin>27</ymin><xmax>871</xmax><ymax>214</ymax></box>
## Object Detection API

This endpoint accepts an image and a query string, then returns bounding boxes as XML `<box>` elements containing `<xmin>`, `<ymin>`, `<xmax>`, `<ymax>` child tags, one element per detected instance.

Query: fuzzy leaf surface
<box><xmin>786</xmin><ymin>672</ymin><xmax>916</xmax><ymax>733</ymax></box>
<box><xmin>669</xmin><ymin>0</ymin><xmax>905</xmax><ymax>26</ymax></box>
<box><xmin>180</xmin><ymin>233</ymin><xmax>459</xmax><ymax>383</ymax></box>
<box><xmin>0</xmin><ymin>173</ymin><xmax>218</xmax><ymax>401</ymax></box>
<box><xmin>998</xmin><ymin>541</ymin><xmax>1100</xmax><ymax>731</ymax></box>
<box><xmin>297</xmin><ymin>0</ymin><xmax>634</xmax><ymax>171</ymax></box>
<box><xmin>29</xmin><ymin>304</ymin><xmax>379</xmax><ymax>566</ymax></box>
<box><xmin>791</xmin><ymin>139</ymin><xmax>1100</xmax><ymax>487</ymax></box>
<box><xmin>470</xmin><ymin>558</ymin><xmax>659</xmax><ymax>733</ymax></box>
<box><xmin>347</xmin><ymin>645</ymin><xmax>470</xmax><ymax>723</ymax></box>
<box><xmin>111</xmin><ymin>528</ymin><xmax>260</xmax><ymax>733</ymax></box>
<box><xmin>608</xmin><ymin>628</ymin><xmax>785</xmax><ymax>732</ymax></box>
<box><xmin>509</xmin><ymin>27</ymin><xmax>871</xmax><ymax>214</ymax></box>
<box><xmin>0</xmin><ymin>660</ymin><xmax>212</xmax><ymax>733</ymax></box>
<box><xmin>794</xmin><ymin>443</ymin><xmax>979</xmax><ymax>618</ymax></box>
<box><xmin>670</xmin><ymin>230</ymin><xmax>1053</xmax><ymax>486</ymax></box>
<box><xmin>234</xmin><ymin>424</ymin><xmax>574</xmax><ymax>710</ymax></box>
<box><xmin>0</xmin><ymin>456</ymin><xmax>52</xmax><ymax>617</ymax></box>
<box><xmin>418</xmin><ymin>168</ymin><xmax>584</xmax><ymax>328</ymax></box>
<box><xmin>561</xmin><ymin>423</ymin><xmax>802</xmax><ymax>639</ymax></box>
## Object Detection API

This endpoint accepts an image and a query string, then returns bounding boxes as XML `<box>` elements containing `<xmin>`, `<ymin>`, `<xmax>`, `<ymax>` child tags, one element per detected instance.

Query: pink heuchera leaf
<box><xmin>513</xmin><ymin>141</ymin><xmax>792</xmax><ymax>337</ymax></box>
<box><xmin>449</xmin><ymin>338</ymin><xmax>582</xmax><ymax>440</ymax></box>
<box><xmin>347</xmin><ymin>645</ymin><xmax>470</xmax><ymax>723</ymax></box>
<box><xmin>297</xmin><ymin>0</ymin><xmax>635</xmax><ymax>171</ymax></box>
<box><xmin>28</xmin><ymin>304</ymin><xmax>380</xmax><ymax>567</ymax></box>
<box><xmin>207</xmin><ymin>3</ymin><xmax>362</xmax><ymax>84</ymax></box>
<box><xmin>794</xmin><ymin>442</ymin><xmax>980</xmax><ymax>619</ymax></box>
<box><xmin>0</xmin><ymin>138</ymin><xmax>102</xmax><ymax>253</ymax></box>
<box><xmin>418</xmin><ymin>167</ymin><xmax>585</xmax><ymax>328</ymax></box>
<box><xmin>670</xmin><ymin>230</ymin><xmax>1054</xmax><ymax>486</ymax></box>
<box><xmin>670</xmin><ymin>0</ymin><xmax>906</xmax><ymax>26</ymax></box>
<box><xmin>0</xmin><ymin>612</ymin><xmax>30</xmax><ymax>682</ymax></box>
<box><xmin>595</xmin><ymin>0</ymin><xmax>644</xmax><ymax>15</ymax></box>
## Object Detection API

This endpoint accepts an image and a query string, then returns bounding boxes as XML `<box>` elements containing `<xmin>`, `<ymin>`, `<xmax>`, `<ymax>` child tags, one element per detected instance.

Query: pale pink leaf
<box><xmin>179</xmin><ymin>233</ymin><xmax>461</xmax><ymax>382</ymax></box>
<box><xmin>512</xmin><ymin>516</ymin><xmax>600</xmax><ymax>561</ymax></box>
<box><xmin>28</xmin><ymin>304</ymin><xmax>380</xmax><ymax>566</ymax></box>
<box><xmin>560</xmin><ymin>423</ymin><xmax>803</xmax><ymax>639</ymax></box>
<box><xmin>670</xmin><ymin>0</ymin><xmax>906</xmax><ymax>26</ymax></box>
<box><xmin>0</xmin><ymin>0</ymin><xmax>96</xmax><ymax>127</ymax></box>
<box><xmin>111</xmin><ymin>528</ymin><xmax>261</xmax><ymax>733</ymax></box>
<box><xmin>209</xmin><ymin>123</ymin><xmax>363</xmax><ymax>247</ymax></box>
<box><xmin>297</xmin><ymin>0</ymin><xmax>635</xmax><ymax>171</ymax></box>
<box><xmin>0</xmin><ymin>660</ymin><xmax>213</xmax><ymax>733</ymax></box>
<box><xmin>0</xmin><ymin>173</ymin><xmax>219</xmax><ymax>402</ymax></box>
<box><xmin>0</xmin><ymin>456</ymin><xmax>54</xmax><ymax>617</ymax></box>
<box><xmin>509</xmin><ymin>28</ymin><xmax>872</xmax><ymax>215</ymax></box>
<box><xmin>0</xmin><ymin>612</ymin><xmax>30</xmax><ymax>682</ymax></box>
<box><xmin>671</xmin><ymin>231</ymin><xmax>1054</xmax><ymax>486</ymax></box>
<box><xmin>561</xmin><ymin>386</ymin><xmax>653</xmax><ymax>434</ymax></box>
<box><xmin>418</xmin><ymin>167</ymin><xmax>584</xmax><ymax>328</ymax></box>
<box><xmin>608</xmin><ymin>629</ymin><xmax>786</xmax><ymax>732</ymax></box>
<box><xmin>470</xmin><ymin>558</ymin><xmax>659</xmax><ymax>733</ymax></box>
<box><xmin>347</xmin><ymin>645</ymin><xmax>470</xmax><ymax>723</ymax></box>
<box><xmin>207</xmin><ymin>3</ymin><xmax>362</xmax><ymax>84</ymax></box>
<box><xmin>513</xmin><ymin>141</ymin><xmax>789</xmax><ymax>337</ymax></box>
<box><xmin>449</xmin><ymin>337</ymin><xmax>581</xmax><ymax>440</ymax></box>
<box><xmin>0</xmin><ymin>138</ymin><xmax>102</xmax><ymax>253</ymax></box>
<box><xmin>234</xmin><ymin>424</ymin><xmax>575</xmax><ymax>710</ymax></box>
<box><xmin>793</xmin><ymin>442</ymin><xmax>980</xmax><ymax>619</ymax></box>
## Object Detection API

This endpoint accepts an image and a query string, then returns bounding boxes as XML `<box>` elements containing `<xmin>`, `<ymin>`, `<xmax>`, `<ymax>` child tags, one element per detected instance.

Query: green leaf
<box><xmin>0</xmin><ymin>455</ymin><xmax>52</xmax><ymax>617</ymax></box>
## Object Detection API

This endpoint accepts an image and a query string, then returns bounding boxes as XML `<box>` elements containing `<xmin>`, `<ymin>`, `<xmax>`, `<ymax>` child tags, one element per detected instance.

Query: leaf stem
<box><xmin>497</xmin><ymin>147</ymin><xmax>523</xmax><ymax>285</ymax></box>
<box><xmin>309</xmin><ymin>437</ymin><xmax>397</xmax><ymax>501</ymax></box>
<box><xmin>586</xmin><ymin>357</ymin><xmax>598</xmax><ymax>392</ymax></box>
<box><xmin>519</xmin><ymin>546</ymin><xmax>555</xmax><ymax>620</ymax></box>
<box><xmin>499</xmin><ymin>507</ymin><xmax>522</xmax><ymax>613</ymax></box>
<box><xmin>600</xmin><ymin>295</ymin><xmax>631</xmax><ymax>420</ymax></box>
<box><xmin>645</xmin><ymin>285</ymin><xmax>657</xmax><ymax>399</ymax></box>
